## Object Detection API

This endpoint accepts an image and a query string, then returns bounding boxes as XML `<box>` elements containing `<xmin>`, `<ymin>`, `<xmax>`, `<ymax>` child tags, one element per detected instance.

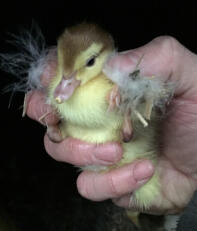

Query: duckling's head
<box><xmin>53</xmin><ymin>23</ymin><xmax>114</xmax><ymax>103</ymax></box>
<box><xmin>58</xmin><ymin>23</ymin><xmax>114</xmax><ymax>85</ymax></box>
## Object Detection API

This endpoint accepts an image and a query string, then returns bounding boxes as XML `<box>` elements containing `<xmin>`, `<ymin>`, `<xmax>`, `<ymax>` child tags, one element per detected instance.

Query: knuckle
<box><xmin>153</xmin><ymin>35</ymin><xmax>178</xmax><ymax>49</ymax></box>
<box><xmin>152</xmin><ymin>36</ymin><xmax>182</xmax><ymax>59</ymax></box>
<box><xmin>152</xmin><ymin>35</ymin><xmax>181</xmax><ymax>73</ymax></box>
<box><xmin>65</xmin><ymin>139</ymin><xmax>82</xmax><ymax>164</ymax></box>
<box><xmin>107</xmin><ymin>173</ymin><xmax>121</xmax><ymax>197</ymax></box>
<box><xmin>152</xmin><ymin>35</ymin><xmax>181</xmax><ymax>61</ymax></box>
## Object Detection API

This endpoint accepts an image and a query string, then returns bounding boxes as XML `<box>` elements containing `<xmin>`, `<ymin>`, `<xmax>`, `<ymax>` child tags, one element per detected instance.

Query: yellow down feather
<box><xmin>48</xmin><ymin>23</ymin><xmax>160</xmax><ymax>210</ymax></box>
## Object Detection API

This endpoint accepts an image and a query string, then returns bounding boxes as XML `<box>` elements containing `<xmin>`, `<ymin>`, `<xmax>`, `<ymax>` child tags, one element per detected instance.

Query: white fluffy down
<box><xmin>1</xmin><ymin>26</ymin><xmax>174</xmax><ymax>116</ymax></box>
<box><xmin>0</xmin><ymin>24</ymin><xmax>51</xmax><ymax>93</ymax></box>
<box><xmin>103</xmin><ymin>55</ymin><xmax>175</xmax><ymax>115</ymax></box>
<box><xmin>164</xmin><ymin>215</ymin><xmax>180</xmax><ymax>231</ymax></box>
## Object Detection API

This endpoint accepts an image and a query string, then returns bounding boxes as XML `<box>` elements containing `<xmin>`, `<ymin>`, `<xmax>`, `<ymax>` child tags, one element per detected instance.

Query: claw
<box><xmin>122</xmin><ymin>110</ymin><xmax>133</xmax><ymax>142</ymax></box>
<box><xmin>107</xmin><ymin>85</ymin><xmax>121</xmax><ymax>112</ymax></box>
<box><xmin>144</xmin><ymin>98</ymin><xmax>154</xmax><ymax>120</ymax></box>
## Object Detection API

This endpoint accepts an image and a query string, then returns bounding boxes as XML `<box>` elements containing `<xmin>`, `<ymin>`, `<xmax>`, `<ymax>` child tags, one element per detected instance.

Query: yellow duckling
<box><xmin>0</xmin><ymin>22</ymin><xmax>173</xmax><ymax>211</ymax></box>
<box><xmin>47</xmin><ymin>22</ymin><xmax>173</xmax><ymax>210</ymax></box>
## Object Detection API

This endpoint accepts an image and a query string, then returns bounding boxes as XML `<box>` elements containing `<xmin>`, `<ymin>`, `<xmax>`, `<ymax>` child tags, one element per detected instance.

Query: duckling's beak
<box><xmin>54</xmin><ymin>73</ymin><xmax>81</xmax><ymax>104</ymax></box>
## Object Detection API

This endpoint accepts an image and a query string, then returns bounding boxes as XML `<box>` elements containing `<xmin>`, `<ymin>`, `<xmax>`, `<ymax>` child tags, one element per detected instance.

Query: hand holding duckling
<box><xmin>27</xmin><ymin>35</ymin><xmax>197</xmax><ymax>216</ymax></box>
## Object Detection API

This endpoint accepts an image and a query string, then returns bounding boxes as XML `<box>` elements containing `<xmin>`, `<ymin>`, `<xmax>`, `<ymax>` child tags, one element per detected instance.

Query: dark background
<box><xmin>0</xmin><ymin>1</ymin><xmax>196</xmax><ymax>230</ymax></box>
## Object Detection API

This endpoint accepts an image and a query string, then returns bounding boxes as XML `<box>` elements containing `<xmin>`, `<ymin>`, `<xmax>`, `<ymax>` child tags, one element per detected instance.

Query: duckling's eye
<box><xmin>86</xmin><ymin>56</ymin><xmax>96</xmax><ymax>67</ymax></box>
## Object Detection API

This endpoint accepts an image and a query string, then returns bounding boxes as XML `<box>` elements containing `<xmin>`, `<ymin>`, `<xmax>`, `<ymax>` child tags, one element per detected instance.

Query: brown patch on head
<box><xmin>58</xmin><ymin>23</ymin><xmax>114</xmax><ymax>72</ymax></box>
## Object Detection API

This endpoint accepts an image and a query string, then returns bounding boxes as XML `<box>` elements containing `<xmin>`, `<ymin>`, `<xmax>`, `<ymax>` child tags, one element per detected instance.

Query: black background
<box><xmin>0</xmin><ymin>1</ymin><xmax>197</xmax><ymax>230</ymax></box>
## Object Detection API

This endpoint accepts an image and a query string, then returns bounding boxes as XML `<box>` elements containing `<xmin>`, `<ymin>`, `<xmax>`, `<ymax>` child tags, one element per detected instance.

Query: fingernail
<box><xmin>94</xmin><ymin>144</ymin><xmax>122</xmax><ymax>163</ymax></box>
<box><xmin>134</xmin><ymin>160</ymin><xmax>154</xmax><ymax>183</ymax></box>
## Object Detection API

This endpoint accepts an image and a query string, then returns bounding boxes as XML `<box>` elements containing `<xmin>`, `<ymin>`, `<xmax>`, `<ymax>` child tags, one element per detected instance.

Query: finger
<box><xmin>40</xmin><ymin>47</ymin><xmax>57</xmax><ymax>88</ymax></box>
<box><xmin>26</xmin><ymin>90</ymin><xmax>59</xmax><ymax>125</ymax></box>
<box><xmin>105</xmin><ymin>37</ymin><xmax>174</xmax><ymax>78</ymax></box>
<box><xmin>77</xmin><ymin>160</ymin><xmax>154</xmax><ymax>201</ymax></box>
<box><xmin>44</xmin><ymin>135</ymin><xmax>123</xmax><ymax>166</ymax></box>
<box><xmin>26</xmin><ymin>48</ymin><xmax>58</xmax><ymax>125</ymax></box>
<box><xmin>107</xmin><ymin>36</ymin><xmax>197</xmax><ymax>96</ymax></box>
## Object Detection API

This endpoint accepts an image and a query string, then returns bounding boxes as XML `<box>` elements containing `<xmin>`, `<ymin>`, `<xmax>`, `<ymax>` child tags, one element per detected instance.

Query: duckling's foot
<box><xmin>107</xmin><ymin>85</ymin><xmax>121</xmax><ymax>112</ymax></box>
<box><xmin>46</xmin><ymin>125</ymin><xmax>64</xmax><ymax>143</ymax></box>
<box><xmin>122</xmin><ymin>110</ymin><xmax>133</xmax><ymax>142</ymax></box>
<box><xmin>107</xmin><ymin>85</ymin><xmax>133</xmax><ymax>142</ymax></box>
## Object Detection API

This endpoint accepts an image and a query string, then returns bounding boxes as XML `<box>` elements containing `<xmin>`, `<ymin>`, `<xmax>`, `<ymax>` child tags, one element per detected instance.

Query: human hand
<box><xmin>103</xmin><ymin>36</ymin><xmax>197</xmax><ymax>214</ymax></box>
<box><xmin>26</xmin><ymin>59</ymin><xmax>123</xmax><ymax>168</ymax></box>
<box><xmin>26</xmin><ymin>36</ymin><xmax>197</xmax><ymax>215</ymax></box>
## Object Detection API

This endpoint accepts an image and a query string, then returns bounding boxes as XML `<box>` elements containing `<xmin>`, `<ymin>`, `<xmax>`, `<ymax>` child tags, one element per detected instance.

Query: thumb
<box><xmin>105</xmin><ymin>36</ymin><xmax>197</xmax><ymax>96</ymax></box>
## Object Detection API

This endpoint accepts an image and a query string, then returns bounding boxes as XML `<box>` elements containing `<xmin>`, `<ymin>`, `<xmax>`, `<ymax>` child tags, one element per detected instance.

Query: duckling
<box><xmin>47</xmin><ymin>22</ymin><xmax>173</xmax><ymax>210</ymax></box>
<box><xmin>0</xmin><ymin>22</ymin><xmax>173</xmax><ymax>214</ymax></box>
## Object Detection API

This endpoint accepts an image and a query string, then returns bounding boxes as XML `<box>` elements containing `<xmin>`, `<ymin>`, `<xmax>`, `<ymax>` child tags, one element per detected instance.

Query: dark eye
<box><xmin>86</xmin><ymin>57</ymin><xmax>96</xmax><ymax>67</ymax></box>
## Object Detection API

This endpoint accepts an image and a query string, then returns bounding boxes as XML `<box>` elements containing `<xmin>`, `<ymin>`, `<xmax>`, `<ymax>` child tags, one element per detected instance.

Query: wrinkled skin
<box><xmin>27</xmin><ymin>36</ymin><xmax>197</xmax><ymax>215</ymax></box>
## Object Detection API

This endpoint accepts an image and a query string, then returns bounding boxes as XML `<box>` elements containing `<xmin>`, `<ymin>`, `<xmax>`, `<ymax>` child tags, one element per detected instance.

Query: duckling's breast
<box><xmin>57</xmin><ymin>74</ymin><xmax>123</xmax><ymax>143</ymax></box>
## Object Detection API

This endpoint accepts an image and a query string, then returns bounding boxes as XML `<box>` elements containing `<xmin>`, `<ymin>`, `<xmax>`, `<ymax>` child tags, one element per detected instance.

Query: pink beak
<box><xmin>54</xmin><ymin>73</ymin><xmax>81</xmax><ymax>104</ymax></box>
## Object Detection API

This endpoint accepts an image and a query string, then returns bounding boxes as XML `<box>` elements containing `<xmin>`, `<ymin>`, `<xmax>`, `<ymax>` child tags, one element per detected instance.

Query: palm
<box><xmin>27</xmin><ymin>36</ymin><xmax>197</xmax><ymax>214</ymax></box>
<box><xmin>121</xmin><ymin>37</ymin><xmax>197</xmax><ymax>213</ymax></box>
<box><xmin>152</xmin><ymin>95</ymin><xmax>197</xmax><ymax>213</ymax></box>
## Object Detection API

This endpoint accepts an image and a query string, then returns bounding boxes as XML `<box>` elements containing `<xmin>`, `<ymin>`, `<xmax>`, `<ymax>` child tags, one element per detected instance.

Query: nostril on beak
<box><xmin>63</xmin><ymin>75</ymin><xmax>68</xmax><ymax>80</ymax></box>
<box><xmin>63</xmin><ymin>72</ymin><xmax>76</xmax><ymax>80</ymax></box>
